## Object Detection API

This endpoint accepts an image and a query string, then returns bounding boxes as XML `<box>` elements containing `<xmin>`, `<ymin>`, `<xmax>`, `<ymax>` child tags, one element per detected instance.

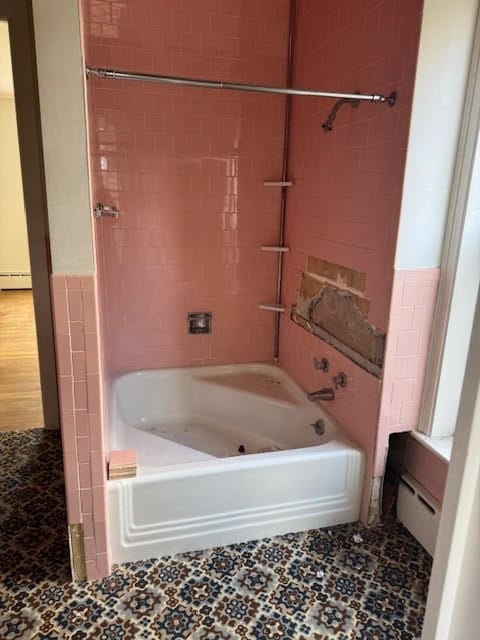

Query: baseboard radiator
<box><xmin>397</xmin><ymin>473</ymin><xmax>441</xmax><ymax>556</ymax></box>
<box><xmin>0</xmin><ymin>272</ymin><xmax>32</xmax><ymax>290</ymax></box>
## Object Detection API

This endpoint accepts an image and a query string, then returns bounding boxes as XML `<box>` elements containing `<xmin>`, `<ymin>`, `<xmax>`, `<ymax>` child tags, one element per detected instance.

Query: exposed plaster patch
<box><xmin>307</xmin><ymin>256</ymin><xmax>366</xmax><ymax>294</ymax></box>
<box><xmin>298</xmin><ymin>273</ymin><xmax>371</xmax><ymax>316</ymax></box>
<box><xmin>310</xmin><ymin>287</ymin><xmax>384</xmax><ymax>364</ymax></box>
<box><xmin>293</xmin><ymin>268</ymin><xmax>385</xmax><ymax>377</ymax></box>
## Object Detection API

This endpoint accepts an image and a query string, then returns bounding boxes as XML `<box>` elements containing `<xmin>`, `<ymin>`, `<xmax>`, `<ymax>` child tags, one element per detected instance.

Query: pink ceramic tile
<box><xmin>72</xmin><ymin>351</ymin><xmax>87</xmax><ymax>380</ymax></box>
<box><xmin>96</xmin><ymin>552</ymin><xmax>111</xmax><ymax>579</ymax></box>
<box><xmin>61</xmin><ymin>415</ymin><xmax>76</xmax><ymax>453</ymax></box>
<box><xmin>51</xmin><ymin>274</ymin><xmax>67</xmax><ymax>290</ymax></box>
<box><xmin>387</xmin><ymin>402</ymin><xmax>402</xmax><ymax>427</ymax></box>
<box><xmin>75</xmin><ymin>411</ymin><xmax>90</xmax><ymax>437</ymax></box>
<box><xmin>85</xmin><ymin>560</ymin><xmax>98</xmax><ymax>582</ymax></box>
<box><xmin>77</xmin><ymin>436</ymin><xmax>91</xmax><ymax>464</ymax></box>
<box><xmin>399</xmin><ymin>401</ymin><xmax>421</xmax><ymax>426</ymax></box>
<box><xmin>83</xmin><ymin>514</ymin><xmax>94</xmax><ymax>538</ymax></box>
<box><xmin>58</xmin><ymin>376</ymin><xmax>74</xmax><ymax>419</ymax></box>
<box><xmin>396</xmin><ymin>307</ymin><xmax>415</xmax><ymax>332</ymax></box>
<box><xmin>402</xmin><ymin>281</ymin><xmax>427</xmax><ymax>306</ymax></box>
<box><xmin>74</xmin><ymin>380</ymin><xmax>88</xmax><ymax>411</ymax></box>
<box><xmin>55</xmin><ymin>334</ymin><xmax>73</xmax><ymax>376</ymax></box>
<box><xmin>91</xmin><ymin>450</ymin><xmax>106</xmax><ymax>486</ymax></box>
<box><xmin>88</xmin><ymin>413</ymin><xmax>103</xmax><ymax>452</ymax></box>
<box><xmin>391</xmin><ymin>379</ymin><xmax>415</xmax><ymax>404</ymax></box>
<box><xmin>396</xmin><ymin>331</ymin><xmax>420</xmax><ymax>357</ymax></box>
<box><xmin>66</xmin><ymin>490</ymin><xmax>81</xmax><ymax>525</ymax></box>
<box><xmin>82</xmin><ymin>290</ymin><xmax>98</xmax><ymax>335</ymax></box>
<box><xmin>70</xmin><ymin>322</ymin><xmax>85</xmax><ymax>352</ymax></box>
<box><xmin>92</xmin><ymin>486</ymin><xmax>106</xmax><ymax>522</ymax></box>
<box><xmin>86</xmin><ymin>374</ymin><xmax>101</xmax><ymax>414</ymax></box>
<box><xmin>66</xmin><ymin>275</ymin><xmax>83</xmax><ymax>290</ymax></box>
<box><xmin>79</xmin><ymin>462</ymin><xmax>92</xmax><ymax>489</ymax></box>
<box><xmin>68</xmin><ymin>290</ymin><xmax>84</xmax><ymax>322</ymax></box>
<box><xmin>85</xmin><ymin>334</ymin><xmax>100</xmax><ymax>375</ymax></box>
<box><xmin>402</xmin><ymin>269</ymin><xmax>439</xmax><ymax>282</ymax></box>
<box><xmin>80</xmin><ymin>488</ymin><xmax>93</xmax><ymax>515</ymax></box>
<box><xmin>83</xmin><ymin>536</ymin><xmax>96</xmax><ymax>561</ymax></box>
<box><xmin>51</xmin><ymin>289</ymin><xmax>70</xmax><ymax>335</ymax></box>
<box><xmin>81</xmin><ymin>276</ymin><xmax>95</xmax><ymax>290</ymax></box>
<box><xmin>63</xmin><ymin>450</ymin><xmax>80</xmax><ymax>493</ymax></box>
<box><xmin>94</xmin><ymin>521</ymin><xmax>107</xmax><ymax>553</ymax></box>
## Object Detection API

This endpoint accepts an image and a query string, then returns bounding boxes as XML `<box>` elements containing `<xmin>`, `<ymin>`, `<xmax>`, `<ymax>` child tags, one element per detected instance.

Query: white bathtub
<box><xmin>108</xmin><ymin>363</ymin><xmax>364</xmax><ymax>563</ymax></box>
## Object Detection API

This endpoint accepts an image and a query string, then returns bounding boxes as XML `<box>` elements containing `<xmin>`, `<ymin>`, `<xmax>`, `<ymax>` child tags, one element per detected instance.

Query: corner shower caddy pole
<box><xmin>273</xmin><ymin>0</ymin><xmax>295</xmax><ymax>362</ymax></box>
<box><xmin>85</xmin><ymin>66</ymin><xmax>397</xmax><ymax>106</ymax></box>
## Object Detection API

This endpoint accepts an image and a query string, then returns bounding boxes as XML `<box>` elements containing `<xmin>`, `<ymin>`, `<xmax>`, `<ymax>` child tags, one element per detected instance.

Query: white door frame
<box><xmin>421</xmin><ymin>286</ymin><xmax>480</xmax><ymax>638</ymax></box>
<box><xmin>419</xmin><ymin>3</ymin><xmax>480</xmax><ymax>439</ymax></box>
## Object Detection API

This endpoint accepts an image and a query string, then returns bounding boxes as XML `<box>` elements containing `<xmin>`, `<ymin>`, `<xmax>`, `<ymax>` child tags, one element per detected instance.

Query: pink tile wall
<box><xmin>51</xmin><ymin>274</ymin><xmax>110</xmax><ymax>581</ymax></box>
<box><xmin>279</xmin><ymin>0</ymin><xmax>423</xmax><ymax>521</ymax></box>
<box><xmin>280</xmin><ymin>317</ymin><xmax>381</xmax><ymax>522</ymax></box>
<box><xmin>375</xmin><ymin>268</ymin><xmax>440</xmax><ymax>476</ymax></box>
<box><xmin>81</xmin><ymin>0</ymin><xmax>291</xmax><ymax>372</ymax></box>
<box><xmin>282</xmin><ymin>0</ymin><xmax>423</xmax><ymax>333</ymax></box>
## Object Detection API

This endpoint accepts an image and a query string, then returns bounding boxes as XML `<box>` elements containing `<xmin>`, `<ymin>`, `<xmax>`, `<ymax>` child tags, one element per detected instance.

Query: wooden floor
<box><xmin>0</xmin><ymin>290</ymin><xmax>44</xmax><ymax>430</ymax></box>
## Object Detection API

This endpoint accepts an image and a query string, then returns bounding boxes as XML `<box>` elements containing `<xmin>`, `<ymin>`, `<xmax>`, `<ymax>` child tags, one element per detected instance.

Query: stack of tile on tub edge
<box><xmin>109</xmin><ymin>449</ymin><xmax>137</xmax><ymax>480</ymax></box>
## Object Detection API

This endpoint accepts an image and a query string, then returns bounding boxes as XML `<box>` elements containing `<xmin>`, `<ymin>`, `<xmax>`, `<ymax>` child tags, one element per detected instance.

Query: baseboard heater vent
<box><xmin>0</xmin><ymin>272</ymin><xmax>32</xmax><ymax>290</ymax></box>
<box><xmin>397</xmin><ymin>473</ymin><xmax>441</xmax><ymax>556</ymax></box>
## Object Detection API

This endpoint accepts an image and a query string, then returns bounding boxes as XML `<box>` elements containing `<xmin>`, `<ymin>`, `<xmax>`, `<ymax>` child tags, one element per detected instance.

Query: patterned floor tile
<box><xmin>0</xmin><ymin>429</ymin><xmax>432</xmax><ymax>639</ymax></box>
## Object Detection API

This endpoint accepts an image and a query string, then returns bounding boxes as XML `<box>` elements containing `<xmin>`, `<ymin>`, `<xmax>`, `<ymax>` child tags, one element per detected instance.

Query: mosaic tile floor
<box><xmin>0</xmin><ymin>429</ymin><xmax>432</xmax><ymax>639</ymax></box>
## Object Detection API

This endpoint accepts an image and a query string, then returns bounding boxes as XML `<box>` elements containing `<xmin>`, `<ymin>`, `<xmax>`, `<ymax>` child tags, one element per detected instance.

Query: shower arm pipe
<box><xmin>85</xmin><ymin>66</ymin><xmax>396</xmax><ymax>105</ymax></box>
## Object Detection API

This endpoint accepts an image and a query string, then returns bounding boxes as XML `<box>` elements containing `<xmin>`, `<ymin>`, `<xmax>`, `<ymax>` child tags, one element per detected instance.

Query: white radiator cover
<box><xmin>397</xmin><ymin>473</ymin><xmax>441</xmax><ymax>556</ymax></box>
<box><xmin>0</xmin><ymin>273</ymin><xmax>32</xmax><ymax>289</ymax></box>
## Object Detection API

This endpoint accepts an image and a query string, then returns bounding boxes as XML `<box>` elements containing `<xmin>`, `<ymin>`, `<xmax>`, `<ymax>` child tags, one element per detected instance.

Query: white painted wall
<box><xmin>0</xmin><ymin>97</ymin><xmax>30</xmax><ymax>278</ymax></box>
<box><xmin>32</xmin><ymin>0</ymin><xmax>94</xmax><ymax>274</ymax></box>
<box><xmin>395</xmin><ymin>0</ymin><xmax>478</xmax><ymax>269</ymax></box>
<box><xmin>0</xmin><ymin>23</ymin><xmax>30</xmax><ymax>286</ymax></box>
<box><xmin>0</xmin><ymin>21</ymin><xmax>14</xmax><ymax>94</ymax></box>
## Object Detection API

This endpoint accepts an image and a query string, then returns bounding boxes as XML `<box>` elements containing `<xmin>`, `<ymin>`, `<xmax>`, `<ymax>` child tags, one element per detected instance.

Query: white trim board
<box><xmin>419</xmin><ymin>5</ymin><xmax>480</xmax><ymax>439</ymax></box>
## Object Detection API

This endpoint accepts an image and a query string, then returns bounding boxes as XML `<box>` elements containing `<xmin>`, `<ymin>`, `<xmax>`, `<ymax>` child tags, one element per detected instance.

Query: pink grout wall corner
<box><xmin>51</xmin><ymin>273</ymin><xmax>110</xmax><ymax>581</ymax></box>
<box><xmin>374</xmin><ymin>268</ymin><xmax>440</xmax><ymax>477</ymax></box>
<box><xmin>279</xmin><ymin>0</ymin><xmax>425</xmax><ymax>524</ymax></box>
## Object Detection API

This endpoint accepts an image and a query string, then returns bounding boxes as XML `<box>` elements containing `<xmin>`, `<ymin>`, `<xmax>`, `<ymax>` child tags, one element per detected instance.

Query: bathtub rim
<box><xmin>110</xmin><ymin>435</ymin><xmax>359</xmax><ymax>484</ymax></box>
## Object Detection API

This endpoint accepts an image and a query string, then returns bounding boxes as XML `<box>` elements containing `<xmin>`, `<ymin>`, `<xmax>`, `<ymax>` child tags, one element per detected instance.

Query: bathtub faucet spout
<box><xmin>307</xmin><ymin>387</ymin><xmax>335</xmax><ymax>402</ymax></box>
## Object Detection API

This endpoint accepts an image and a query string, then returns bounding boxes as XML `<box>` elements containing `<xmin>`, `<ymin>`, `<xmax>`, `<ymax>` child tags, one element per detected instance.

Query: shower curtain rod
<box><xmin>86</xmin><ymin>66</ymin><xmax>396</xmax><ymax>105</ymax></box>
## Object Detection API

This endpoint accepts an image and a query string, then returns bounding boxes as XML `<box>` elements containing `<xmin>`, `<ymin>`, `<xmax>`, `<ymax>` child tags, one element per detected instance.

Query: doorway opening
<box><xmin>0</xmin><ymin>21</ymin><xmax>43</xmax><ymax>431</ymax></box>
<box><xmin>0</xmin><ymin>0</ymin><xmax>70</xmax><ymax>587</ymax></box>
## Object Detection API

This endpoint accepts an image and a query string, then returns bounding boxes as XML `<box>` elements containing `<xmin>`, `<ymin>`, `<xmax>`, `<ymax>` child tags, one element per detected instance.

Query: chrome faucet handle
<box><xmin>332</xmin><ymin>372</ymin><xmax>347</xmax><ymax>389</ymax></box>
<box><xmin>313</xmin><ymin>357</ymin><xmax>329</xmax><ymax>372</ymax></box>
<box><xmin>94</xmin><ymin>203</ymin><xmax>119</xmax><ymax>219</ymax></box>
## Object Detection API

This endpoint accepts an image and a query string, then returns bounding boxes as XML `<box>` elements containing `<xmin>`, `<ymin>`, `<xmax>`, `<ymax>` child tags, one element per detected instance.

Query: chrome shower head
<box><xmin>321</xmin><ymin>96</ymin><xmax>360</xmax><ymax>133</ymax></box>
